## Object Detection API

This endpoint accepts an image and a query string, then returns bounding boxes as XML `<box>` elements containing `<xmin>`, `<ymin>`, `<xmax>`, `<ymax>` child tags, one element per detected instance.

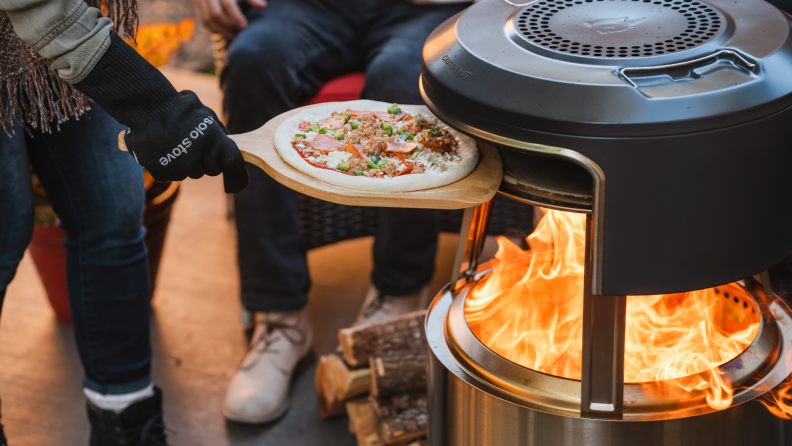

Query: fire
<box><xmin>125</xmin><ymin>19</ymin><xmax>195</xmax><ymax>67</ymax></box>
<box><xmin>760</xmin><ymin>351</ymin><xmax>792</xmax><ymax>418</ymax></box>
<box><xmin>465</xmin><ymin>209</ymin><xmax>760</xmax><ymax>411</ymax></box>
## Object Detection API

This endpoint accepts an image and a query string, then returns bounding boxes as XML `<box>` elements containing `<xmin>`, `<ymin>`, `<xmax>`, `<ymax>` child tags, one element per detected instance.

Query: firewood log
<box><xmin>369</xmin><ymin>350</ymin><xmax>427</xmax><ymax>398</ymax></box>
<box><xmin>346</xmin><ymin>398</ymin><xmax>384</xmax><ymax>446</ymax></box>
<box><xmin>315</xmin><ymin>353</ymin><xmax>372</xmax><ymax>419</ymax></box>
<box><xmin>315</xmin><ymin>355</ymin><xmax>347</xmax><ymax>420</ymax></box>
<box><xmin>338</xmin><ymin>311</ymin><xmax>427</xmax><ymax>367</ymax></box>
<box><xmin>370</xmin><ymin>394</ymin><xmax>428</xmax><ymax>445</ymax></box>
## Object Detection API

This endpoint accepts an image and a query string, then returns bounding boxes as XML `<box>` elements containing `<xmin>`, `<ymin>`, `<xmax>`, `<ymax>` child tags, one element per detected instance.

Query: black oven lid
<box><xmin>421</xmin><ymin>0</ymin><xmax>792</xmax><ymax>139</ymax></box>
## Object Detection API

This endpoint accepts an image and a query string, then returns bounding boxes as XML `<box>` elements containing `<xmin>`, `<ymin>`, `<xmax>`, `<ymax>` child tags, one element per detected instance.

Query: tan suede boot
<box><xmin>353</xmin><ymin>285</ymin><xmax>430</xmax><ymax>327</ymax></box>
<box><xmin>223</xmin><ymin>308</ymin><xmax>312</xmax><ymax>424</ymax></box>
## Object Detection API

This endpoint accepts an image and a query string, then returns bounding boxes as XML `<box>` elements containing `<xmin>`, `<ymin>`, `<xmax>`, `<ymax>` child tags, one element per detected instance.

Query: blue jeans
<box><xmin>222</xmin><ymin>0</ymin><xmax>465</xmax><ymax>312</ymax></box>
<box><xmin>0</xmin><ymin>106</ymin><xmax>152</xmax><ymax>394</ymax></box>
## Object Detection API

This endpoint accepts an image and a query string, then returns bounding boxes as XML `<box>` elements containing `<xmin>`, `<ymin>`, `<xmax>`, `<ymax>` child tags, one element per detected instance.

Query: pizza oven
<box><xmin>419</xmin><ymin>0</ymin><xmax>792</xmax><ymax>444</ymax></box>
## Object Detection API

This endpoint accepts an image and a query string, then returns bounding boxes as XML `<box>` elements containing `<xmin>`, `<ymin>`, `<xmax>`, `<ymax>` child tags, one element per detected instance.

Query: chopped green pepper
<box><xmin>295</xmin><ymin>133</ymin><xmax>306</xmax><ymax>138</ymax></box>
<box><xmin>367</xmin><ymin>160</ymin><xmax>379</xmax><ymax>169</ymax></box>
<box><xmin>333</xmin><ymin>132</ymin><xmax>345</xmax><ymax>141</ymax></box>
<box><xmin>396</xmin><ymin>129</ymin><xmax>414</xmax><ymax>142</ymax></box>
<box><xmin>428</xmin><ymin>127</ymin><xmax>443</xmax><ymax>137</ymax></box>
<box><xmin>318</xmin><ymin>127</ymin><xmax>332</xmax><ymax>134</ymax></box>
<box><xmin>337</xmin><ymin>164</ymin><xmax>349</xmax><ymax>172</ymax></box>
<box><xmin>410</xmin><ymin>148</ymin><xmax>421</xmax><ymax>159</ymax></box>
<box><xmin>353</xmin><ymin>169</ymin><xmax>364</xmax><ymax>176</ymax></box>
<box><xmin>342</xmin><ymin>113</ymin><xmax>351</xmax><ymax>122</ymax></box>
<box><xmin>387</xmin><ymin>103</ymin><xmax>402</xmax><ymax>114</ymax></box>
<box><xmin>371</xmin><ymin>154</ymin><xmax>381</xmax><ymax>164</ymax></box>
<box><xmin>307</xmin><ymin>123</ymin><xmax>320</xmax><ymax>133</ymax></box>
<box><xmin>380</xmin><ymin>122</ymin><xmax>393</xmax><ymax>136</ymax></box>
<box><xmin>349</xmin><ymin>120</ymin><xmax>361</xmax><ymax>129</ymax></box>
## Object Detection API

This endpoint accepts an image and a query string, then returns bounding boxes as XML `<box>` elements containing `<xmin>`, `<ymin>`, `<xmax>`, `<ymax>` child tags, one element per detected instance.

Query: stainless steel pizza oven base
<box><xmin>426</xmin><ymin>280</ymin><xmax>792</xmax><ymax>446</ymax></box>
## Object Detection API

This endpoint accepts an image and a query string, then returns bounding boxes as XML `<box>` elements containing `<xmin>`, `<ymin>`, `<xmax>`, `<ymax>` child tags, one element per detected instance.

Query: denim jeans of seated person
<box><xmin>0</xmin><ymin>106</ymin><xmax>152</xmax><ymax>395</ymax></box>
<box><xmin>222</xmin><ymin>0</ymin><xmax>467</xmax><ymax>313</ymax></box>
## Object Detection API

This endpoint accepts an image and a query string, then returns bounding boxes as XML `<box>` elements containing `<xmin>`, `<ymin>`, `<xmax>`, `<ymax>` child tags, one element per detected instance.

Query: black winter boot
<box><xmin>86</xmin><ymin>387</ymin><xmax>168</xmax><ymax>446</ymax></box>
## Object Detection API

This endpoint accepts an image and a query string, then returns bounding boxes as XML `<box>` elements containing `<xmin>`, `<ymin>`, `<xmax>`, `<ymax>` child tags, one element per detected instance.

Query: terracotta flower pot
<box><xmin>28</xmin><ymin>224</ymin><xmax>71</xmax><ymax>325</ymax></box>
<box><xmin>27</xmin><ymin>181</ymin><xmax>180</xmax><ymax>326</ymax></box>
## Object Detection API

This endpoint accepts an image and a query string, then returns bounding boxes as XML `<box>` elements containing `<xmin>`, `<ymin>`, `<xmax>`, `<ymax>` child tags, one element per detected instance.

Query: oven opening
<box><xmin>499</xmin><ymin>148</ymin><xmax>594</xmax><ymax>212</ymax></box>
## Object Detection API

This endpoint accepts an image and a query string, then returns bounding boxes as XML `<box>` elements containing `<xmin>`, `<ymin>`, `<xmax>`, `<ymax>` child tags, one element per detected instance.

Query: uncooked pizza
<box><xmin>273</xmin><ymin>100</ymin><xmax>479</xmax><ymax>193</ymax></box>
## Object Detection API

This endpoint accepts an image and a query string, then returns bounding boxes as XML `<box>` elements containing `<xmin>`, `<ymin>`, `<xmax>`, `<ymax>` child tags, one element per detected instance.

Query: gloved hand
<box><xmin>73</xmin><ymin>33</ymin><xmax>249</xmax><ymax>193</ymax></box>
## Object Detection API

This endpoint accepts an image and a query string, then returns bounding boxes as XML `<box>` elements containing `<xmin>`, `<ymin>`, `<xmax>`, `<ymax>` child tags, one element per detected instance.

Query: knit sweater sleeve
<box><xmin>0</xmin><ymin>0</ymin><xmax>112</xmax><ymax>83</ymax></box>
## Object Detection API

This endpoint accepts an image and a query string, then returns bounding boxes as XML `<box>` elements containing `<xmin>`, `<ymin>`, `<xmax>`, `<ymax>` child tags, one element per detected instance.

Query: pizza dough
<box><xmin>273</xmin><ymin>99</ymin><xmax>479</xmax><ymax>193</ymax></box>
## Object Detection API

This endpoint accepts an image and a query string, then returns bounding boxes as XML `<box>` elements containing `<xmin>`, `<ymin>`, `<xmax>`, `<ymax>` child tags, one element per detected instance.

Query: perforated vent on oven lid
<box><xmin>514</xmin><ymin>0</ymin><xmax>726</xmax><ymax>58</ymax></box>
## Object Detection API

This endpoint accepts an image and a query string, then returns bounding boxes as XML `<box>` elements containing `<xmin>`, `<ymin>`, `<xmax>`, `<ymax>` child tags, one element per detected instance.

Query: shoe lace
<box><xmin>241</xmin><ymin>317</ymin><xmax>307</xmax><ymax>370</ymax></box>
<box><xmin>125</xmin><ymin>412</ymin><xmax>169</xmax><ymax>446</ymax></box>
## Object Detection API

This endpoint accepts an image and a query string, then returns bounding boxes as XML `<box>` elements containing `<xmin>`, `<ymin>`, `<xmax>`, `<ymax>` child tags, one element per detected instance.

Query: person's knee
<box><xmin>222</xmin><ymin>29</ymin><xmax>295</xmax><ymax>93</ymax></box>
<box><xmin>67</xmin><ymin>183</ymin><xmax>146</xmax><ymax>255</ymax></box>
<box><xmin>363</xmin><ymin>49</ymin><xmax>423</xmax><ymax>103</ymax></box>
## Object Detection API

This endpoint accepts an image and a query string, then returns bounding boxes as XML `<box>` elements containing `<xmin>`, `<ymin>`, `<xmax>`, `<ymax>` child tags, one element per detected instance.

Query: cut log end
<box><xmin>339</xmin><ymin>310</ymin><xmax>427</xmax><ymax>367</ymax></box>
<box><xmin>315</xmin><ymin>354</ymin><xmax>372</xmax><ymax>420</ymax></box>
<box><xmin>346</xmin><ymin>398</ymin><xmax>384</xmax><ymax>446</ymax></box>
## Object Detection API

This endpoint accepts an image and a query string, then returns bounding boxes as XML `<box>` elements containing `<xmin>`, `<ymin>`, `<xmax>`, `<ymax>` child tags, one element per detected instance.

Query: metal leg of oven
<box><xmin>451</xmin><ymin>198</ymin><xmax>496</xmax><ymax>295</ymax></box>
<box><xmin>581</xmin><ymin>213</ymin><xmax>627</xmax><ymax>420</ymax></box>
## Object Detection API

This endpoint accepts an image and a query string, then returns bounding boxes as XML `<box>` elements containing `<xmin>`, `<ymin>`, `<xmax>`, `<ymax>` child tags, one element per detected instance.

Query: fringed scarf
<box><xmin>0</xmin><ymin>0</ymin><xmax>138</xmax><ymax>135</ymax></box>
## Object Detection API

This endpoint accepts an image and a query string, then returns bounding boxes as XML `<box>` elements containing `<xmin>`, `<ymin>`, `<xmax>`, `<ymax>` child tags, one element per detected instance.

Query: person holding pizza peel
<box><xmin>0</xmin><ymin>0</ymin><xmax>248</xmax><ymax>444</ymax></box>
<box><xmin>194</xmin><ymin>0</ymin><xmax>473</xmax><ymax>425</ymax></box>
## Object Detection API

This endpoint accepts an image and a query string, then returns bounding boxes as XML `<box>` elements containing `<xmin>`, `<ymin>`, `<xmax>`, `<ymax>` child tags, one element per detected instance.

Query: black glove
<box><xmin>73</xmin><ymin>33</ymin><xmax>249</xmax><ymax>193</ymax></box>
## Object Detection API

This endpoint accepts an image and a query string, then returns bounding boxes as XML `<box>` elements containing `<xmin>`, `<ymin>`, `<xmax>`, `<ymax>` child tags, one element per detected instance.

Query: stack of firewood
<box><xmin>315</xmin><ymin>310</ymin><xmax>429</xmax><ymax>446</ymax></box>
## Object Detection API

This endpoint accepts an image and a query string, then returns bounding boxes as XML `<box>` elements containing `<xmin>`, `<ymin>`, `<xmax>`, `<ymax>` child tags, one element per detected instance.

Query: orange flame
<box><xmin>125</xmin><ymin>19</ymin><xmax>195</xmax><ymax>67</ymax></box>
<box><xmin>760</xmin><ymin>351</ymin><xmax>792</xmax><ymax>418</ymax></box>
<box><xmin>465</xmin><ymin>209</ymin><xmax>760</xmax><ymax>411</ymax></box>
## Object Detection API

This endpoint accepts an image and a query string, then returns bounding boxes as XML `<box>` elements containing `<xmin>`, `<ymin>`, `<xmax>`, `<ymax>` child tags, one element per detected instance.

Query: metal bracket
<box><xmin>580</xmin><ymin>213</ymin><xmax>627</xmax><ymax>420</ymax></box>
<box><xmin>451</xmin><ymin>199</ymin><xmax>495</xmax><ymax>296</ymax></box>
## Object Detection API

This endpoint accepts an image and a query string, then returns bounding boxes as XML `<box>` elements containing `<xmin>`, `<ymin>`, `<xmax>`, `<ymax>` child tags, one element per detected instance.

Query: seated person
<box><xmin>193</xmin><ymin>0</ymin><xmax>471</xmax><ymax>424</ymax></box>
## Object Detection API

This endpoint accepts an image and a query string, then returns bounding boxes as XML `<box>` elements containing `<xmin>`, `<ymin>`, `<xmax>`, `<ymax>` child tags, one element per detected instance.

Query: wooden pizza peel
<box><xmin>119</xmin><ymin>104</ymin><xmax>503</xmax><ymax>210</ymax></box>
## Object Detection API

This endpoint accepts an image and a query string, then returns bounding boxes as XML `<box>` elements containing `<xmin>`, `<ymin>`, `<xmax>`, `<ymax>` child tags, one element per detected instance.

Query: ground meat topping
<box><xmin>362</xmin><ymin>138</ymin><xmax>387</xmax><ymax>156</ymax></box>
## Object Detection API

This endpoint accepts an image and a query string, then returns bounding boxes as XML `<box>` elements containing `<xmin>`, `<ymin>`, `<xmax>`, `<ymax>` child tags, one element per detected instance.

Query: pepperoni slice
<box><xmin>385</xmin><ymin>141</ymin><xmax>418</xmax><ymax>153</ymax></box>
<box><xmin>318</xmin><ymin>117</ymin><xmax>345</xmax><ymax>130</ymax></box>
<box><xmin>309</xmin><ymin>134</ymin><xmax>345</xmax><ymax>152</ymax></box>
<box><xmin>298</xmin><ymin>121</ymin><xmax>312</xmax><ymax>132</ymax></box>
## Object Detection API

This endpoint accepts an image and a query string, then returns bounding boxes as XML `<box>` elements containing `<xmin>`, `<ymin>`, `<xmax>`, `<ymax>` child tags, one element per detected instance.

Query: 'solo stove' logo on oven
<box><xmin>585</xmin><ymin>17</ymin><xmax>646</xmax><ymax>34</ymax></box>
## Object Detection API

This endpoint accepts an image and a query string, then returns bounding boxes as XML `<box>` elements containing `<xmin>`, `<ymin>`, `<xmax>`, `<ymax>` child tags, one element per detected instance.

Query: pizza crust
<box><xmin>273</xmin><ymin>100</ymin><xmax>479</xmax><ymax>193</ymax></box>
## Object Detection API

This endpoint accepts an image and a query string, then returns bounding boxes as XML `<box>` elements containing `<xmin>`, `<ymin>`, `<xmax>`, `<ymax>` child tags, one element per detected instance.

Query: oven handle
<box><xmin>500</xmin><ymin>0</ymin><xmax>536</xmax><ymax>6</ymax></box>
<box><xmin>617</xmin><ymin>49</ymin><xmax>757</xmax><ymax>88</ymax></box>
